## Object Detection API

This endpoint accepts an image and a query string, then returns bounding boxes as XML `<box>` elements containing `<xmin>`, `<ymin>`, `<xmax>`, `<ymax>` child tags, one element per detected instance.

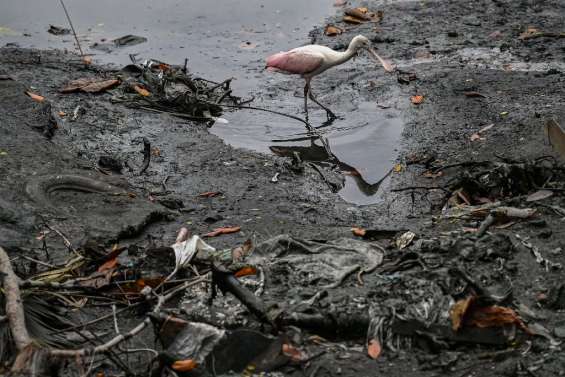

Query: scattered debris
<box><xmin>25</xmin><ymin>91</ymin><xmax>45</xmax><ymax>102</ymax></box>
<box><xmin>343</xmin><ymin>8</ymin><xmax>383</xmax><ymax>24</ymax></box>
<box><xmin>395</xmin><ymin>231</ymin><xmax>416</xmax><ymax>249</ymax></box>
<box><xmin>47</xmin><ymin>25</ymin><xmax>70</xmax><ymax>35</ymax></box>
<box><xmin>61</xmin><ymin>77</ymin><xmax>120</xmax><ymax>93</ymax></box>
<box><xmin>324</xmin><ymin>24</ymin><xmax>344</xmax><ymax>36</ymax></box>
<box><xmin>411</xmin><ymin>95</ymin><xmax>424</xmax><ymax>105</ymax></box>
<box><xmin>113</xmin><ymin>34</ymin><xmax>147</xmax><ymax>47</ymax></box>
<box><xmin>545</xmin><ymin>119</ymin><xmax>565</xmax><ymax>159</ymax></box>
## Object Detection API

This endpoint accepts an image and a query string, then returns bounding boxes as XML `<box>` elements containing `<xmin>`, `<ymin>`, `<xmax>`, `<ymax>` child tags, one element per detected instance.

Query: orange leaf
<box><xmin>97</xmin><ymin>257</ymin><xmax>118</xmax><ymax>272</ymax></box>
<box><xmin>367</xmin><ymin>338</ymin><xmax>382</xmax><ymax>359</ymax></box>
<box><xmin>351</xmin><ymin>227</ymin><xmax>366</xmax><ymax>237</ymax></box>
<box><xmin>450</xmin><ymin>296</ymin><xmax>531</xmax><ymax>334</ymax></box>
<box><xmin>450</xmin><ymin>296</ymin><xmax>473</xmax><ymax>331</ymax></box>
<box><xmin>324</xmin><ymin>25</ymin><xmax>343</xmax><ymax>36</ymax></box>
<box><xmin>172</xmin><ymin>359</ymin><xmax>198</xmax><ymax>372</ymax></box>
<box><xmin>204</xmin><ymin>226</ymin><xmax>241</xmax><ymax>237</ymax></box>
<box><xmin>58</xmin><ymin>111</ymin><xmax>67</xmax><ymax>117</ymax></box>
<box><xmin>198</xmin><ymin>191</ymin><xmax>222</xmax><ymax>198</ymax></box>
<box><xmin>26</xmin><ymin>91</ymin><xmax>45</xmax><ymax>102</ymax></box>
<box><xmin>134</xmin><ymin>85</ymin><xmax>151</xmax><ymax>97</ymax></box>
<box><xmin>234</xmin><ymin>266</ymin><xmax>257</xmax><ymax>277</ymax></box>
<box><xmin>282</xmin><ymin>344</ymin><xmax>307</xmax><ymax>362</ymax></box>
<box><xmin>411</xmin><ymin>95</ymin><xmax>424</xmax><ymax>105</ymax></box>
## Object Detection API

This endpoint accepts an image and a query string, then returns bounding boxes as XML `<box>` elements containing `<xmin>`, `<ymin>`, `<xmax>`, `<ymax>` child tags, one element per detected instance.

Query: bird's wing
<box><xmin>266</xmin><ymin>50</ymin><xmax>324</xmax><ymax>75</ymax></box>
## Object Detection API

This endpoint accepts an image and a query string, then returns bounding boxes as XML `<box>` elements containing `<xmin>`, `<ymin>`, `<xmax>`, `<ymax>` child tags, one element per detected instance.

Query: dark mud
<box><xmin>1</xmin><ymin>0</ymin><xmax>565</xmax><ymax>376</ymax></box>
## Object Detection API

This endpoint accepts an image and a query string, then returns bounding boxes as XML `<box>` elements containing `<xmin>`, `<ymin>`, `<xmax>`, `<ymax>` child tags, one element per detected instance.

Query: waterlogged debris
<box><xmin>450</xmin><ymin>296</ymin><xmax>530</xmax><ymax>333</ymax></box>
<box><xmin>411</xmin><ymin>95</ymin><xmax>424</xmax><ymax>105</ymax></box>
<box><xmin>545</xmin><ymin>119</ymin><xmax>565</xmax><ymax>159</ymax></box>
<box><xmin>271</xmin><ymin>172</ymin><xmax>280</xmax><ymax>183</ymax></box>
<box><xmin>204</xmin><ymin>226</ymin><xmax>241</xmax><ymax>238</ymax></box>
<box><xmin>198</xmin><ymin>191</ymin><xmax>222</xmax><ymax>198</ymax></box>
<box><xmin>526</xmin><ymin>189</ymin><xmax>553</xmax><ymax>202</ymax></box>
<box><xmin>395</xmin><ymin>231</ymin><xmax>416</xmax><ymax>249</ymax></box>
<box><xmin>343</xmin><ymin>8</ymin><xmax>383</xmax><ymax>24</ymax></box>
<box><xmin>172</xmin><ymin>359</ymin><xmax>198</xmax><ymax>372</ymax></box>
<box><xmin>519</xmin><ymin>27</ymin><xmax>565</xmax><ymax>40</ymax></box>
<box><xmin>61</xmin><ymin>77</ymin><xmax>120</xmax><ymax>93</ymax></box>
<box><xmin>470</xmin><ymin>125</ymin><xmax>493</xmax><ymax>141</ymax></box>
<box><xmin>113</xmin><ymin>34</ymin><xmax>147</xmax><ymax>47</ymax></box>
<box><xmin>25</xmin><ymin>91</ymin><xmax>45</xmax><ymax>102</ymax></box>
<box><xmin>324</xmin><ymin>24</ymin><xmax>344</xmax><ymax>36</ymax></box>
<box><xmin>47</xmin><ymin>25</ymin><xmax>70</xmax><ymax>35</ymax></box>
<box><xmin>464</xmin><ymin>91</ymin><xmax>486</xmax><ymax>98</ymax></box>
<box><xmin>351</xmin><ymin>227</ymin><xmax>366</xmax><ymax>237</ymax></box>
<box><xmin>367</xmin><ymin>338</ymin><xmax>382</xmax><ymax>359</ymax></box>
<box><xmin>133</xmin><ymin>84</ymin><xmax>150</xmax><ymax>96</ymax></box>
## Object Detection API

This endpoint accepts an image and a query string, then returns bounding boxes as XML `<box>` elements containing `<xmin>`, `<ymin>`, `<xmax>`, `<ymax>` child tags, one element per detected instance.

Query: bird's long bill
<box><xmin>368</xmin><ymin>48</ymin><xmax>394</xmax><ymax>73</ymax></box>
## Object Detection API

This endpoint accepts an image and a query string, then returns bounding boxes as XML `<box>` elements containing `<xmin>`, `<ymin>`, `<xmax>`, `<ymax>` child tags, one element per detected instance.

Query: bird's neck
<box><xmin>335</xmin><ymin>46</ymin><xmax>358</xmax><ymax>65</ymax></box>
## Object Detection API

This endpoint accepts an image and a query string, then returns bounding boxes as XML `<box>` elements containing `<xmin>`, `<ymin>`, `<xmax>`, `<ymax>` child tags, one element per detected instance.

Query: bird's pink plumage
<box><xmin>266</xmin><ymin>51</ymin><xmax>323</xmax><ymax>75</ymax></box>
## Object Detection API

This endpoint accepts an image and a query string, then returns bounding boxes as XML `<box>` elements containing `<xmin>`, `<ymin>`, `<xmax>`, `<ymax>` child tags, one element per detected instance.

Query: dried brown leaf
<box><xmin>26</xmin><ymin>91</ymin><xmax>45</xmax><ymax>102</ymax></box>
<box><xmin>411</xmin><ymin>95</ymin><xmax>424</xmax><ymax>105</ymax></box>
<box><xmin>324</xmin><ymin>24</ymin><xmax>344</xmax><ymax>36</ymax></box>
<box><xmin>367</xmin><ymin>338</ymin><xmax>382</xmax><ymax>359</ymax></box>
<box><xmin>545</xmin><ymin>119</ymin><xmax>565</xmax><ymax>159</ymax></box>
<box><xmin>134</xmin><ymin>85</ymin><xmax>150</xmax><ymax>97</ymax></box>
<box><xmin>204</xmin><ymin>226</ymin><xmax>241</xmax><ymax>238</ymax></box>
<box><xmin>351</xmin><ymin>227</ymin><xmax>366</xmax><ymax>237</ymax></box>
<box><xmin>172</xmin><ymin>359</ymin><xmax>198</xmax><ymax>372</ymax></box>
<box><xmin>464</xmin><ymin>91</ymin><xmax>486</xmax><ymax>98</ymax></box>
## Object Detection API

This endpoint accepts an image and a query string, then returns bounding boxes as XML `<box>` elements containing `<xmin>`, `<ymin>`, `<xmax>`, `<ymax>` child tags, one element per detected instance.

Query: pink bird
<box><xmin>266</xmin><ymin>34</ymin><xmax>394</xmax><ymax>121</ymax></box>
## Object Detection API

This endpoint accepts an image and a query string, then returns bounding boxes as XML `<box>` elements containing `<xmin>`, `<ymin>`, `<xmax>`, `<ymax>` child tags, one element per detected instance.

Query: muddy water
<box><xmin>0</xmin><ymin>0</ymin><xmax>403</xmax><ymax>204</ymax></box>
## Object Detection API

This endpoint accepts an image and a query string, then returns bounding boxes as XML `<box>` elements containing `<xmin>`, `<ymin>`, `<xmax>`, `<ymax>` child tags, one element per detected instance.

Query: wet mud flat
<box><xmin>1</xmin><ymin>0</ymin><xmax>565</xmax><ymax>376</ymax></box>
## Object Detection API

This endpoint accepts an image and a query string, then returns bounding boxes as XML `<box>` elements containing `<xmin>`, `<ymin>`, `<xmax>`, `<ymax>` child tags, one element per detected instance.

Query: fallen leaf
<box><xmin>545</xmin><ymin>119</ymin><xmax>565</xmax><ymax>159</ymax></box>
<box><xmin>343</xmin><ymin>15</ymin><xmax>364</xmax><ymax>24</ymax></box>
<box><xmin>450</xmin><ymin>296</ymin><xmax>530</xmax><ymax>333</ymax></box>
<box><xmin>58</xmin><ymin>111</ymin><xmax>67</xmax><ymax>117</ymax></box>
<box><xmin>478</xmin><ymin>123</ymin><xmax>495</xmax><ymax>134</ymax></box>
<box><xmin>198</xmin><ymin>191</ymin><xmax>222</xmax><ymax>198</ymax></box>
<box><xmin>470</xmin><ymin>133</ymin><xmax>483</xmax><ymax>142</ymax></box>
<box><xmin>26</xmin><ymin>91</ymin><xmax>45</xmax><ymax>102</ymax></box>
<box><xmin>151</xmin><ymin>147</ymin><xmax>161</xmax><ymax>157</ymax></box>
<box><xmin>395</xmin><ymin>231</ymin><xmax>416</xmax><ymax>250</ymax></box>
<box><xmin>61</xmin><ymin>78</ymin><xmax>119</xmax><ymax>93</ymax></box>
<box><xmin>232</xmin><ymin>239</ymin><xmax>253</xmax><ymax>261</ymax></box>
<box><xmin>134</xmin><ymin>85</ymin><xmax>150</xmax><ymax>96</ymax></box>
<box><xmin>82</xmin><ymin>56</ymin><xmax>93</xmax><ymax>65</ymax></box>
<box><xmin>367</xmin><ymin>338</ymin><xmax>382</xmax><ymax>359</ymax></box>
<box><xmin>234</xmin><ymin>266</ymin><xmax>257</xmax><ymax>277</ymax></box>
<box><xmin>324</xmin><ymin>24</ymin><xmax>344</xmax><ymax>36</ymax></box>
<box><xmin>282</xmin><ymin>344</ymin><xmax>307</xmax><ymax>363</ymax></box>
<box><xmin>393</xmin><ymin>163</ymin><xmax>403</xmax><ymax>172</ymax></box>
<box><xmin>422</xmin><ymin>170</ymin><xmax>443</xmax><ymax>178</ymax></box>
<box><xmin>526</xmin><ymin>189</ymin><xmax>553</xmax><ymax>202</ymax></box>
<box><xmin>343</xmin><ymin>7</ymin><xmax>382</xmax><ymax>23</ymax></box>
<box><xmin>172</xmin><ymin>359</ymin><xmax>198</xmax><ymax>372</ymax></box>
<box><xmin>450</xmin><ymin>296</ymin><xmax>473</xmax><ymax>331</ymax></box>
<box><xmin>351</xmin><ymin>227</ymin><xmax>366</xmax><ymax>237</ymax></box>
<box><xmin>97</xmin><ymin>257</ymin><xmax>118</xmax><ymax>272</ymax></box>
<box><xmin>464</xmin><ymin>91</ymin><xmax>486</xmax><ymax>98</ymax></box>
<box><xmin>518</xmin><ymin>27</ymin><xmax>541</xmax><ymax>40</ymax></box>
<box><xmin>411</xmin><ymin>95</ymin><xmax>424</xmax><ymax>105</ymax></box>
<box><xmin>204</xmin><ymin>226</ymin><xmax>241</xmax><ymax>238</ymax></box>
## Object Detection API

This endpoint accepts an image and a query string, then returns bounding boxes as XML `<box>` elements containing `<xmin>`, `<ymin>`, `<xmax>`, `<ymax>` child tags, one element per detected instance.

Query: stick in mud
<box><xmin>139</xmin><ymin>137</ymin><xmax>151</xmax><ymax>175</ymax></box>
<box><xmin>59</xmin><ymin>0</ymin><xmax>86</xmax><ymax>61</ymax></box>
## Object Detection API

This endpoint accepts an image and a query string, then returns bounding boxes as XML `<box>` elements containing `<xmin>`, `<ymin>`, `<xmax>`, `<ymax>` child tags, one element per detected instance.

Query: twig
<box><xmin>112</xmin><ymin>304</ymin><xmax>120</xmax><ymax>334</ymax></box>
<box><xmin>50</xmin><ymin>276</ymin><xmax>206</xmax><ymax>357</ymax></box>
<box><xmin>392</xmin><ymin>185</ymin><xmax>449</xmax><ymax>192</ymax></box>
<box><xmin>0</xmin><ymin>246</ymin><xmax>32</xmax><ymax>351</ymax></box>
<box><xmin>139</xmin><ymin>137</ymin><xmax>151</xmax><ymax>175</ymax></box>
<box><xmin>59</xmin><ymin>0</ymin><xmax>85</xmax><ymax>59</ymax></box>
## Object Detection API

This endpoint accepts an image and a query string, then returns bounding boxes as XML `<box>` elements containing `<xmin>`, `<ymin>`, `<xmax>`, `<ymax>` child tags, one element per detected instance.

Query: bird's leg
<box><xmin>303</xmin><ymin>80</ymin><xmax>310</xmax><ymax>122</ymax></box>
<box><xmin>308</xmin><ymin>89</ymin><xmax>336</xmax><ymax>121</ymax></box>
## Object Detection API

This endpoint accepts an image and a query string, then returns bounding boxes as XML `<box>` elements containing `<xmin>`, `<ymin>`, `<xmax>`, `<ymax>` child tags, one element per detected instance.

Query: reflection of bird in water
<box><xmin>266</xmin><ymin>34</ymin><xmax>394</xmax><ymax>121</ymax></box>
<box><xmin>270</xmin><ymin>141</ymin><xmax>391</xmax><ymax>197</ymax></box>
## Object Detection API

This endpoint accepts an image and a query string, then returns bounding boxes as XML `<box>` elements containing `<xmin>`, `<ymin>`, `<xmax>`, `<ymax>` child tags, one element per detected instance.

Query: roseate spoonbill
<box><xmin>266</xmin><ymin>35</ymin><xmax>394</xmax><ymax>120</ymax></box>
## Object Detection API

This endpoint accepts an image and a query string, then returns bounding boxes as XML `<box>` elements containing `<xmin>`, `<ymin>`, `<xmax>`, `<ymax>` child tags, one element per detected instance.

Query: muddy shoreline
<box><xmin>1</xmin><ymin>0</ymin><xmax>565</xmax><ymax>375</ymax></box>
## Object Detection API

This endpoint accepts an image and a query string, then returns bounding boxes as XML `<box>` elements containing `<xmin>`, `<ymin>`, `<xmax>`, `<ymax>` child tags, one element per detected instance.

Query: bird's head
<box><xmin>349</xmin><ymin>34</ymin><xmax>395</xmax><ymax>73</ymax></box>
<box><xmin>350</xmin><ymin>35</ymin><xmax>371</xmax><ymax>52</ymax></box>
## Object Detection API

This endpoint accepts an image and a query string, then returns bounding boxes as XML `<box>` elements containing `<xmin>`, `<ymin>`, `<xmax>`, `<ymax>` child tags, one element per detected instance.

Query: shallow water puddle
<box><xmin>0</xmin><ymin>0</ymin><xmax>403</xmax><ymax>205</ymax></box>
